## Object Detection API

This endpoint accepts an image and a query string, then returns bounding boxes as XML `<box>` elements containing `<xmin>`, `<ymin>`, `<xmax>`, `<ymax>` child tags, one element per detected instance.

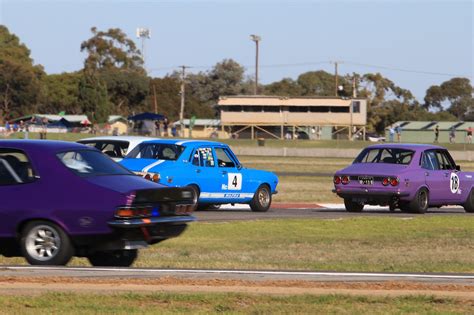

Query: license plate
<box><xmin>358</xmin><ymin>176</ymin><xmax>373</xmax><ymax>185</ymax></box>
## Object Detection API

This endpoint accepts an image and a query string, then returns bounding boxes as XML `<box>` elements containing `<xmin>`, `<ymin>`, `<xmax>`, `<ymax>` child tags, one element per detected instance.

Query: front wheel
<box><xmin>87</xmin><ymin>249</ymin><xmax>138</xmax><ymax>267</ymax></box>
<box><xmin>409</xmin><ymin>188</ymin><xmax>429</xmax><ymax>214</ymax></box>
<box><xmin>463</xmin><ymin>189</ymin><xmax>474</xmax><ymax>213</ymax></box>
<box><xmin>344</xmin><ymin>199</ymin><xmax>364</xmax><ymax>212</ymax></box>
<box><xmin>250</xmin><ymin>185</ymin><xmax>272</xmax><ymax>212</ymax></box>
<box><xmin>20</xmin><ymin>220</ymin><xmax>74</xmax><ymax>266</ymax></box>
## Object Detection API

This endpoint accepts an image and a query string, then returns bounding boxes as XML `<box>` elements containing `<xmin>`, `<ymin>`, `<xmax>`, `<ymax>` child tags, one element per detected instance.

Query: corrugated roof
<box><xmin>172</xmin><ymin>119</ymin><xmax>220</xmax><ymax>127</ymax></box>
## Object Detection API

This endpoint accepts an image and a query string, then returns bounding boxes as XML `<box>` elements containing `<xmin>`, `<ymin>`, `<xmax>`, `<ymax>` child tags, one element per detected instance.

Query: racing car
<box><xmin>120</xmin><ymin>139</ymin><xmax>278</xmax><ymax>212</ymax></box>
<box><xmin>0</xmin><ymin>140</ymin><xmax>196</xmax><ymax>266</ymax></box>
<box><xmin>333</xmin><ymin>143</ymin><xmax>474</xmax><ymax>213</ymax></box>
<box><xmin>78</xmin><ymin>136</ymin><xmax>158</xmax><ymax>161</ymax></box>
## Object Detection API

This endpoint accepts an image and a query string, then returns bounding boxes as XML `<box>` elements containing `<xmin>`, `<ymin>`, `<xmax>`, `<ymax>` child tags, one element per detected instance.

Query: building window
<box><xmin>352</xmin><ymin>101</ymin><xmax>361</xmax><ymax>113</ymax></box>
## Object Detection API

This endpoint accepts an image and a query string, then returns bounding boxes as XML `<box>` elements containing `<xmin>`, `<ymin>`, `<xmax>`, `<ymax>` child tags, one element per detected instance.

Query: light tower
<box><xmin>250</xmin><ymin>34</ymin><xmax>261</xmax><ymax>95</ymax></box>
<box><xmin>136</xmin><ymin>27</ymin><xmax>151</xmax><ymax>68</ymax></box>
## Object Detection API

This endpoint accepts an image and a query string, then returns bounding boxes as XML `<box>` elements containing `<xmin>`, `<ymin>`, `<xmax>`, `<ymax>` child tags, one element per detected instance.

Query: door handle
<box><xmin>221</xmin><ymin>171</ymin><xmax>227</xmax><ymax>175</ymax></box>
<box><xmin>196</xmin><ymin>169</ymin><xmax>201</xmax><ymax>173</ymax></box>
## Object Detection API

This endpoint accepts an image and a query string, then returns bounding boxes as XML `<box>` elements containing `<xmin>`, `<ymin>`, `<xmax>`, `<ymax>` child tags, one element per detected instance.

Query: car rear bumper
<box><xmin>332</xmin><ymin>189</ymin><xmax>409</xmax><ymax>198</ymax></box>
<box><xmin>108</xmin><ymin>215</ymin><xmax>196</xmax><ymax>228</ymax></box>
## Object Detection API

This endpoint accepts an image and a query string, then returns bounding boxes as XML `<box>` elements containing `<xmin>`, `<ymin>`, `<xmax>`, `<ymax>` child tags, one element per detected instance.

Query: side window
<box><xmin>437</xmin><ymin>151</ymin><xmax>456</xmax><ymax>170</ymax></box>
<box><xmin>421</xmin><ymin>151</ymin><xmax>440</xmax><ymax>170</ymax></box>
<box><xmin>191</xmin><ymin>147</ymin><xmax>215</xmax><ymax>167</ymax></box>
<box><xmin>215</xmin><ymin>147</ymin><xmax>236</xmax><ymax>168</ymax></box>
<box><xmin>0</xmin><ymin>149</ymin><xmax>35</xmax><ymax>185</ymax></box>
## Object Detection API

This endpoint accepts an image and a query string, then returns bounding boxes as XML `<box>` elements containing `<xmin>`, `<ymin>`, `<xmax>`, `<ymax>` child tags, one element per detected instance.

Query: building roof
<box><xmin>172</xmin><ymin>119</ymin><xmax>220</xmax><ymax>127</ymax></box>
<box><xmin>218</xmin><ymin>95</ymin><xmax>365</xmax><ymax>107</ymax></box>
<box><xmin>389</xmin><ymin>121</ymin><xmax>464</xmax><ymax>130</ymax></box>
<box><xmin>13</xmin><ymin>114</ymin><xmax>89</xmax><ymax>123</ymax></box>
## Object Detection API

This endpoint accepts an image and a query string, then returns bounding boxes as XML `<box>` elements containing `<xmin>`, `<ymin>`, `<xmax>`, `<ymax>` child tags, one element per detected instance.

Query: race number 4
<box><xmin>227</xmin><ymin>173</ymin><xmax>242</xmax><ymax>190</ymax></box>
<box><xmin>450</xmin><ymin>173</ymin><xmax>460</xmax><ymax>194</ymax></box>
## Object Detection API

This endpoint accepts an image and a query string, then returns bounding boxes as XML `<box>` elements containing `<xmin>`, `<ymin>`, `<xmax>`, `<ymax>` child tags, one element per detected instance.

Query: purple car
<box><xmin>333</xmin><ymin>143</ymin><xmax>474</xmax><ymax>214</ymax></box>
<box><xmin>0</xmin><ymin>140</ymin><xmax>196</xmax><ymax>266</ymax></box>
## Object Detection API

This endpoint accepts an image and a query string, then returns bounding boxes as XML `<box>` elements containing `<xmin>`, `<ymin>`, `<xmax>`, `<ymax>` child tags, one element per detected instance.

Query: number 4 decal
<box><xmin>227</xmin><ymin>173</ymin><xmax>242</xmax><ymax>190</ymax></box>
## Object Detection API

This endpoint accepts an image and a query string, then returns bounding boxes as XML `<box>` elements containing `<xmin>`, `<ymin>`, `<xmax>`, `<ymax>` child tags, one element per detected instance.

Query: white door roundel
<box><xmin>450</xmin><ymin>172</ymin><xmax>460</xmax><ymax>194</ymax></box>
<box><xmin>227</xmin><ymin>173</ymin><xmax>242</xmax><ymax>190</ymax></box>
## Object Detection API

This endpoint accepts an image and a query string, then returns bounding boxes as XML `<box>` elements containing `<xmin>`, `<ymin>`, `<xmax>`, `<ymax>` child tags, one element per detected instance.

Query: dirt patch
<box><xmin>0</xmin><ymin>276</ymin><xmax>472</xmax><ymax>300</ymax></box>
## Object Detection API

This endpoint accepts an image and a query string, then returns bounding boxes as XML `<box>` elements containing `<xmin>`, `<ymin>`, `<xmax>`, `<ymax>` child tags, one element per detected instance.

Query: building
<box><xmin>217</xmin><ymin>95</ymin><xmax>367</xmax><ymax>139</ymax></box>
<box><xmin>172</xmin><ymin>119</ymin><xmax>226</xmax><ymax>138</ymax></box>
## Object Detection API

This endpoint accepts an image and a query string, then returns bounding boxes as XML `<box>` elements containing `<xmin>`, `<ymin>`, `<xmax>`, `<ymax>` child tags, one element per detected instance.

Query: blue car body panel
<box><xmin>120</xmin><ymin>139</ymin><xmax>278</xmax><ymax>204</ymax></box>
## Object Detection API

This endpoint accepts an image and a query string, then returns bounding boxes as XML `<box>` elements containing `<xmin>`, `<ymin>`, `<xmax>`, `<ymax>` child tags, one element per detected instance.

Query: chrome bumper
<box><xmin>108</xmin><ymin>215</ymin><xmax>196</xmax><ymax>228</ymax></box>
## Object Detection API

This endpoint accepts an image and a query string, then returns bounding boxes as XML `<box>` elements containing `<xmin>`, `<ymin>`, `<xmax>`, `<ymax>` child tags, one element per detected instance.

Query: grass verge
<box><xmin>3</xmin><ymin>217</ymin><xmax>472</xmax><ymax>272</ymax></box>
<box><xmin>0</xmin><ymin>292</ymin><xmax>471</xmax><ymax>314</ymax></box>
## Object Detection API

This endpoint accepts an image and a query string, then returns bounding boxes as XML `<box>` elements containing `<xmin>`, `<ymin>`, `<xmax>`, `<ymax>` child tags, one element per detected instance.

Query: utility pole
<box><xmin>331</xmin><ymin>61</ymin><xmax>343</xmax><ymax>96</ymax></box>
<box><xmin>250</xmin><ymin>34</ymin><xmax>261</xmax><ymax>95</ymax></box>
<box><xmin>136</xmin><ymin>28</ymin><xmax>151</xmax><ymax>72</ymax></box>
<box><xmin>179</xmin><ymin>65</ymin><xmax>190</xmax><ymax>137</ymax></box>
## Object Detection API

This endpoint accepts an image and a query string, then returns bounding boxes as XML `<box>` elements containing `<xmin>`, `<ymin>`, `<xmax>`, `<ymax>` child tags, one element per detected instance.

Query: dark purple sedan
<box><xmin>0</xmin><ymin>140</ymin><xmax>196</xmax><ymax>266</ymax></box>
<box><xmin>333</xmin><ymin>143</ymin><xmax>474</xmax><ymax>214</ymax></box>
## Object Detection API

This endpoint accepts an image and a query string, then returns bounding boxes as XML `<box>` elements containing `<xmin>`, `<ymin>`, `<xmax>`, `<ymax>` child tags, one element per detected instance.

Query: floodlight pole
<box><xmin>250</xmin><ymin>34</ymin><xmax>261</xmax><ymax>95</ymax></box>
<box><xmin>136</xmin><ymin>27</ymin><xmax>151</xmax><ymax>72</ymax></box>
<box><xmin>179</xmin><ymin>65</ymin><xmax>189</xmax><ymax>137</ymax></box>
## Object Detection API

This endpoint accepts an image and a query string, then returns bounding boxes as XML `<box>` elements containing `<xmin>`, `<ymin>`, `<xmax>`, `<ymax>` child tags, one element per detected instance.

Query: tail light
<box><xmin>115</xmin><ymin>206</ymin><xmax>154</xmax><ymax>219</ymax></box>
<box><xmin>134</xmin><ymin>171</ymin><xmax>160</xmax><ymax>183</ymax></box>
<box><xmin>390</xmin><ymin>177</ymin><xmax>399</xmax><ymax>186</ymax></box>
<box><xmin>341</xmin><ymin>176</ymin><xmax>350</xmax><ymax>185</ymax></box>
<box><xmin>382</xmin><ymin>178</ymin><xmax>389</xmax><ymax>186</ymax></box>
<box><xmin>382</xmin><ymin>177</ymin><xmax>399</xmax><ymax>186</ymax></box>
<box><xmin>333</xmin><ymin>176</ymin><xmax>341</xmax><ymax>184</ymax></box>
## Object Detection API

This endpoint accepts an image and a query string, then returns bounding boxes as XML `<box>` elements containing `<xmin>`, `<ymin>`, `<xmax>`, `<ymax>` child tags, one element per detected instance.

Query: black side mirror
<box><xmin>456</xmin><ymin>165</ymin><xmax>461</xmax><ymax>171</ymax></box>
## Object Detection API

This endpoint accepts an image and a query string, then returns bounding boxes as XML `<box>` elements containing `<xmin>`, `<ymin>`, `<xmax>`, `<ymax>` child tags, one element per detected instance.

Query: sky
<box><xmin>0</xmin><ymin>0</ymin><xmax>472</xmax><ymax>101</ymax></box>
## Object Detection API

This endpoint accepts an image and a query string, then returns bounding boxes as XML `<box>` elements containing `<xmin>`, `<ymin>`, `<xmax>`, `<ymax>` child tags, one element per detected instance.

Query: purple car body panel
<box><xmin>0</xmin><ymin>140</ymin><xmax>195</xmax><ymax>249</ymax></box>
<box><xmin>333</xmin><ymin>143</ymin><xmax>473</xmax><ymax>207</ymax></box>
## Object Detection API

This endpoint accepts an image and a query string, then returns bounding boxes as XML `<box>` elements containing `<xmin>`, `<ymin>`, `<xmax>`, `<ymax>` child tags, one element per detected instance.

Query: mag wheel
<box><xmin>344</xmin><ymin>199</ymin><xmax>364</xmax><ymax>212</ymax></box>
<box><xmin>250</xmin><ymin>185</ymin><xmax>272</xmax><ymax>212</ymax></box>
<box><xmin>463</xmin><ymin>189</ymin><xmax>474</xmax><ymax>213</ymax></box>
<box><xmin>20</xmin><ymin>221</ymin><xmax>74</xmax><ymax>266</ymax></box>
<box><xmin>409</xmin><ymin>188</ymin><xmax>429</xmax><ymax>214</ymax></box>
<box><xmin>87</xmin><ymin>249</ymin><xmax>138</xmax><ymax>267</ymax></box>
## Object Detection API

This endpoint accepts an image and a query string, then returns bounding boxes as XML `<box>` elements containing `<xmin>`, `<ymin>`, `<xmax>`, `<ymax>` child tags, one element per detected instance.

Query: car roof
<box><xmin>142</xmin><ymin>139</ymin><xmax>224</xmax><ymax>146</ymax></box>
<box><xmin>365</xmin><ymin>143</ymin><xmax>446</xmax><ymax>151</ymax></box>
<box><xmin>78</xmin><ymin>136</ymin><xmax>159</xmax><ymax>142</ymax></box>
<box><xmin>0</xmin><ymin>139</ymin><xmax>89</xmax><ymax>152</ymax></box>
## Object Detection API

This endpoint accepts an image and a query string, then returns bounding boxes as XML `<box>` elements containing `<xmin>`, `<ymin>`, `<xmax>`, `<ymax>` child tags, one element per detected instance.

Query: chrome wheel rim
<box><xmin>25</xmin><ymin>225</ymin><xmax>61</xmax><ymax>261</ymax></box>
<box><xmin>258</xmin><ymin>188</ymin><xmax>270</xmax><ymax>208</ymax></box>
<box><xmin>419</xmin><ymin>190</ymin><xmax>428</xmax><ymax>209</ymax></box>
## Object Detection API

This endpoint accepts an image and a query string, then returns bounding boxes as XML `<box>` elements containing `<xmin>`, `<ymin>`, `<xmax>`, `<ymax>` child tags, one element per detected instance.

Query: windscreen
<box><xmin>126</xmin><ymin>143</ymin><xmax>184</xmax><ymax>160</ymax></box>
<box><xmin>58</xmin><ymin>150</ymin><xmax>133</xmax><ymax>177</ymax></box>
<box><xmin>354</xmin><ymin>148</ymin><xmax>414</xmax><ymax>165</ymax></box>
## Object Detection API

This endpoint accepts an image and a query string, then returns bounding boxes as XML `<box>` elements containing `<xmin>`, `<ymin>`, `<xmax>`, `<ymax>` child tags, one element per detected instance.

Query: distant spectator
<box><xmin>467</xmin><ymin>127</ymin><xmax>473</xmax><ymax>144</ymax></box>
<box><xmin>395</xmin><ymin>124</ymin><xmax>402</xmax><ymax>142</ymax></box>
<box><xmin>285</xmin><ymin>131</ymin><xmax>292</xmax><ymax>140</ymax></box>
<box><xmin>12</xmin><ymin>122</ymin><xmax>18</xmax><ymax>132</ymax></box>
<box><xmin>388</xmin><ymin>126</ymin><xmax>395</xmax><ymax>142</ymax></box>
<box><xmin>163</xmin><ymin>116</ymin><xmax>169</xmax><ymax>137</ymax></box>
<box><xmin>449</xmin><ymin>126</ymin><xmax>456</xmax><ymax>144</ymax></box>
<box><xmin>171</xmin><ymin>125</ymin><xmax>177</xmax><ymax>137</ymax></box>
<box><xmin>154</xmin><ymin>121</ymin><xmax>161</xmax><ymax>137</ymax></box>
<box><xmin>5</xmin><ymin>121</ymin><xmax>11</xmax><ymax>132</ymax></box>
<box><xmin>434</xmin><ymin>125</ymin><xmax>439</xmax><ymax>143</ymax></box>
<box><xmin>40</xmin><ymin>118</ymin><xmax>48</xmax><ymax>139</ymax></box>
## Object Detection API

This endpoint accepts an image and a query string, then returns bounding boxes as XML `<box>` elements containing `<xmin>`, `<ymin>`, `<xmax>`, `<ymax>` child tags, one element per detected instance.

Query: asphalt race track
<box><xmin>195</xmin><ymin>204</ymin><xmax>472</xmax><ymax>222</ymax></box>
<box><xmin>1</xmin><ymin>266</ymin><xmax>473</xmax><ymax>285</ymax></box>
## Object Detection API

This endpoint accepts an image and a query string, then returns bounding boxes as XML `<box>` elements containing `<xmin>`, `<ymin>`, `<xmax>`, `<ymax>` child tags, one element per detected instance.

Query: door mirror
<box><xmin>456</xmin><ymin>165</ymin><xmax>461</xmax><ymax>171</ymax></box>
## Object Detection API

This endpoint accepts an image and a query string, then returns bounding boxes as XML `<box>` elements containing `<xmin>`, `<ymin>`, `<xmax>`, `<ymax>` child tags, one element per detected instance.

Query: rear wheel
<box><xmin>409</xmin><ymin>188</ymin><xmax>429</xmax><ymax>214</ymax></box>
<box><xmin>20</xmin><ymin>221</ymin><xmax>74</xmax><ymax>266</ymax></box>
<box><xmin>344</xmin><ymin>199</ymin><xmax>364</xmax><ymax>212</ymax></box>
<box><xmin>463</xmin><ymin>189</ymin><xmax>474</xmax><ymax>213</ymax></box>
<box><xmin>87</xmin><ymin>249</ymin><xmax>138</xmax><ymax>267</ymax></box>
<box><xmin>250</xmin><ymin>185</ymin><xmax>272</xmax><ymax>212</ymax></box>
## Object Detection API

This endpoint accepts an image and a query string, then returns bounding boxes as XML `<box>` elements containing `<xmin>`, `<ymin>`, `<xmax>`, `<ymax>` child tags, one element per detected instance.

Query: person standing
<box><xmin>395</xmin><ymin>124</ymin><xmax>402</xmax><ymax>142</ymax></box>
<box><xmin>388</xmin><ymin>126</ymin><xmax>395</xmax><ymax>142</ymax></box>
<box><xmin>467</xmin><ymin>126</ymin><xmax>473</xmax><ymax>144</ymax></box>
<box><xmin>449</xmin><ymin>126</ymin><xmax>456</xmax><ymax>144</ymax></box>
<box><xmin>434</xmin><ymin>125</ymin><xmax>439</xmax><ymax>143</ymax></box>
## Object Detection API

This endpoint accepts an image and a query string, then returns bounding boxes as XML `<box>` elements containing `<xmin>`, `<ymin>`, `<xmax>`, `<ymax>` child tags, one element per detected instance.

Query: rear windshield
<box><xmin>354</xmin><ymin>148</ymin><xmax>414</xmax><ymax>165</ymax></box>
<box><xmin>58</xmin><ymin>150</ymin><xmax>132</xmax><ymax>177</ymax></box>
<box><xmin>126</xmin><ymin>143</ymin><xmax>184</xmax><ymax>160</ymax></box>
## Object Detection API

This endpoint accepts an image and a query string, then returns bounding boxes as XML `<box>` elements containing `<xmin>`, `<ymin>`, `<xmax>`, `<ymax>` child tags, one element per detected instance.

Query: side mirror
<box><xmin>237</xmin><ymin>164</ymin><xmax>243</xmax><ymax>170</ymax></box>
<box><xmin>456</xmin><ymin>165</ymin><xmax>461</xmax><ymax>171</ymax></box>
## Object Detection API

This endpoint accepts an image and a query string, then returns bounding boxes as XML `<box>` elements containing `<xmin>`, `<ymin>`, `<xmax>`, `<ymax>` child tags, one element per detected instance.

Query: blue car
<box><xmin>120</xmin><ymin>139</ymin><xmax>278</xmax><ymax>212</ymax></box>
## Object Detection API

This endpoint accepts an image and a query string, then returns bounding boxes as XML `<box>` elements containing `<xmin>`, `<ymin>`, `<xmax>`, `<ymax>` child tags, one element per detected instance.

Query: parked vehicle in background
<box><xmin>333</xmin><ymin>143</ymin><xmax>474</xmax><ymax>213</ymax></box>
<box><xmin>78</xmin><ymin>136</ymin><xmax>158</xmax><ymax>161</ymax></box>
<box><xmin>120</xmin><ymin>139</ymin><xmax>279</xmax><ymax>212</ymax></box>
<box><xmin>0</xmin><ymin>140</ymin><xmax>196</xmax><ymax>266</ymax></box>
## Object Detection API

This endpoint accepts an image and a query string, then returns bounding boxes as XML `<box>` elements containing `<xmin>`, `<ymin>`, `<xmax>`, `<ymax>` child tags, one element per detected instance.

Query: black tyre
<box><xmin>250</xmin><ymin>185</ymin><xmax>272</xmax><ymax>212</ymax></box>
<box><xmin>197</xmin><ymin>204</ymin><xmax>221</xmax><ymax>211</ymax></box>
<box><xmin>463</xmin><ymin>189</ymin><xmax>474</xmax><ymax>213</ymax></box>
<box><xmin>409</xmin><ymin>188</ymin><xmax>429</xmax><ymax>214</ymax></box>
<box><xmin>20</xmin><ymin>220</ymin><xmax>74</xmax><ymax>266</ymax></box>
<box><xmin>344</xmin><ymin>199</ymin><xmax>364</xmax><ymax>212</ymax></box>
<box><xmin>87</xmin><ymin>249</ymin><xmax>138</xmax><ymax>267</ymax></box>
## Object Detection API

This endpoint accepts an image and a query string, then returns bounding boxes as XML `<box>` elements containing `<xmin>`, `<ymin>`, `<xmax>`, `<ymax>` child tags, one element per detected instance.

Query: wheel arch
<box><xmin>16</xmin><ymin>218</ymin><xmax>70</xmax><ymax>241</ymax></box>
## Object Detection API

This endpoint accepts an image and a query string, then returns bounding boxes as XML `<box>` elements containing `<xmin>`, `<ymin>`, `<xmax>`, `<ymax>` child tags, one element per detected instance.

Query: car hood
<box><xmin>85</xmin><ymin>175</ymin><xmax>166</xmax><ymax>194</ymax></box>
<box><xmin>120</xmin><ymin>158</ymin><xmax>173</xmax><ymax>172</ymax></box>
<box><xmin>336</xmin><ymin>163</ymin><xmax>409</xmax><ymax>176</ymax></box>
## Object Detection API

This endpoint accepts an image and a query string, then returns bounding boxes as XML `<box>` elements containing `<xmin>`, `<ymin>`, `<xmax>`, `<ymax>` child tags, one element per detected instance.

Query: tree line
<box><xmin>0</xmin><ymin>25</ymin><xmax>472</xmax><ymax>133</ymax></box>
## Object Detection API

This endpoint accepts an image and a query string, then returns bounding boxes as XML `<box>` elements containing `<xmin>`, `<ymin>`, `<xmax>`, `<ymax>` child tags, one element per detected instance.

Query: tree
<box><xmin>297</xmin><ymin>70</ymin><xmax>342</xmax><ymax>96</ymax></box>
<box><xmin>263</xmin><ymin>78</ymin><xmax>303</xmax><ymax>96</ymax></box>
<box><xmin>0</xmin><ymin>26</ymin><xmax>43</xmax><ymax>123</ymax></box>
<box><xmin>424</xmin><ymin>77</ymin><xmax>473</xmax><ymax>119</ymax></box>
<box><xmin>78</xmin><ymin>75</ymin><xmax>111</xmax><ymax>123</ymax></box>
<box><xmin>40</xmin><ymin>72</ymin><xmax>82</xmax><ymax>114</ymax></box>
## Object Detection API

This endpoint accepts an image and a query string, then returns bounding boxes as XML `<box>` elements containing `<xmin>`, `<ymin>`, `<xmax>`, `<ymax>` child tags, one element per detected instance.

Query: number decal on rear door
<box><xmin>227</xmin><ymin>173</ymin><xmax>242</xmax><ymax>190</ymax></box>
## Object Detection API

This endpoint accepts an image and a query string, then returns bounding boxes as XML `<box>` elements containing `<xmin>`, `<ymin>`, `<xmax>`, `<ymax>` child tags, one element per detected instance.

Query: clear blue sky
<box><xmin>0</xmin><ymin>0</ymin><xmax>472</xmax><ymax>101</ymax></box>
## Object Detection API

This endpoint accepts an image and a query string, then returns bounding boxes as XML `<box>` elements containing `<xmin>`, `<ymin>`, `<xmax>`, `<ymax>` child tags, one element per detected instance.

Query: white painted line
<box><xmin>142</xmin><ymin>160</ymin><xmax>165</xmax><ymax>172</ymax></box>
<box><xmin>3</xmin><ymin>266</ymin><xmax>474</xmax><ymax>280</ymax></box>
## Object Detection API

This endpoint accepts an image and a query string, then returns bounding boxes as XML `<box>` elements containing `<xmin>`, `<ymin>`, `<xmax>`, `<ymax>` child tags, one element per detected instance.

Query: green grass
<box><xmin>0</xmin><ymin>292</ymin><xmax>471</xmax><ymax>314</ymax></box>
<box><xmin>3</xmin><ymin>217</ymin><xmax>472</xmax><ymax>272</ymax></box>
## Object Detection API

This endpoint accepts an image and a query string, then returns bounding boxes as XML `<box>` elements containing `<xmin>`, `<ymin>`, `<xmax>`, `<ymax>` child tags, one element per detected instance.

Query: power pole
<box><xmin>179</xmin><ymin>65</ymin><xmax>190</xmax><ymax>137</ymax></box>
<box><xmin>250</xmin><ymin>34</ymin><xmax>261</xmax><ymax>95</ymax></box>
<box><xmin>152</xmin><ymin>84</ymin><xmax>158</xmax><ymax>114</ymax></box>
<box><xmin>331</xmin><ymin>61</ymin><xmax>343</xmax><ymax>96</ymax></box>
